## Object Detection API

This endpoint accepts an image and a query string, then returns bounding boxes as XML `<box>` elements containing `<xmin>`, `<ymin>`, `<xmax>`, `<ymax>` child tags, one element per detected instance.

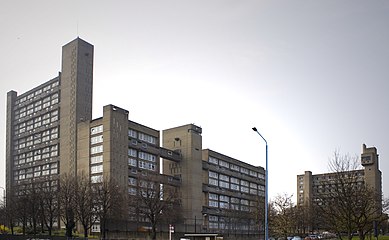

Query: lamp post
<box><xmin>252</xmin><ymin>127</ymin><xmax>268</xmax><ymax>240</ymax></box>
<box><xmin>0</xmin><ymin>186</ymin><xmax>5</xmax><ymax>207</ymax></box>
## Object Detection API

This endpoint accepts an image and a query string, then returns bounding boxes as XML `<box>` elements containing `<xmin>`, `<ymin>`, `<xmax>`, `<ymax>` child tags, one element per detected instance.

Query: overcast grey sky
<box><xmin>1</xmin><ymin>1</ymin><xmax>388</xmax><ymax>200</ymax></box>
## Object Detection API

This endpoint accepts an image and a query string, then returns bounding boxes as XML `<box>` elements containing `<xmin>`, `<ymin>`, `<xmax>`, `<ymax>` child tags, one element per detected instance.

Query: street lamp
<box><xmin>0</xmin><ymin>186</ymin><xmax>5</xmax><ymax>207</ymax></box>
<box><xmin>252</xmin><ymin>127</ymin><xmax>268</xmax><ymax>240</ymax></box>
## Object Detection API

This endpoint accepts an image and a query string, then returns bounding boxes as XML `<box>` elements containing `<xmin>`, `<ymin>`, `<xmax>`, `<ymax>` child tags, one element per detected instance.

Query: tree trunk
<box><xmin>152</xmin><ymin>223</ymin><xmax>157</xmax><ymax>240</ymax></box>
<box><xmin>66</xmin><ymin>223</ymin><xmax>73</xmax><ymax>238</ymax></box>
<box><xmin>358</xmin><ymin>231</ymin><xmax>366</xmax><ymax>240</ymax></box>
<box><xmin>101</xmin><ymin>221</ymin><xmax>106</xmax><ymax>240</ymax></box>
<box><xmin>84</xmin><ymin>225</ymin><xmax>89</xmax><ymax>238</ymax></box>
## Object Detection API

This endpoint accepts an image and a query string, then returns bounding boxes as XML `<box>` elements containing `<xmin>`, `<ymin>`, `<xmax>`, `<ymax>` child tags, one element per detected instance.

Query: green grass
<box><xmin>350</xmin><ymin>235</ymin><xmax>389</xmax><ymax>240</ymax></box>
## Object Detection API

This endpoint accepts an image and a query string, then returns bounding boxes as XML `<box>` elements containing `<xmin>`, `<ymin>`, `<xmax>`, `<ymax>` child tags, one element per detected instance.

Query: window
<box><xmin>209</xmin><ymin>178</ymin><xmax>218</xmax><ymax>186</ymax></box>
<box><xmin>34</xmin><ymin>105</ymin><xmax>42</xmax><ymax>112</ymax></box>
<box><xmin>230</xmin><ymin>164</ymin><xmax>240</xmax><ymax>171</ymax></box>
<box><xmin>208</xmin><ymin>156</ymin><xmax>218</xmax><ymax>165</ymax></box>
<box><xmin>91</xmin><ymin>164</ymin><xmax>103</xmax><ymax>174</ymax></box>
<box><xmin>128</xmin><ymin>177</ymin><xmax>137</xmax><ymax>186</ymax></box>
<box><xmin>91</xmin><ymin>145</ymin><xmax>103</xmax><ymax>154</ymax></box>
<box><xmin>91</xmin><ymin>155</ymin><xmax>103</xmax><ymax>164</ymax></box>
<box><xmin>220</xmin><ymin>202</ymin><xmax>229</xmax><ymax>209</ymax></box>
<box><xmin>250</xmin><ymin>170</ymin><xmax>258</xmax><ymax>177</ymax></box>
<box><xmin>91</xmin><ymin>175</ymin><xmax>103</xmax><ymax>183</ymax></box>
<box><xmin>138</xmin><ymin>161</ymin><xmax>156</xmax><ymax>171</ymax></box>
<box><xmin>128</xmin><ymin>148</ymin><xmax>137</xmax><ymax>157</ymax></box>
<box><xmin>43</xmin><ymin>118</ymin><xmax>50</xmax><ymax>125</ymax></box>
<box><xmin>51</xmin><ymin>128</ymin><xmax>58</xmax><ymax>139</ymax></box>
<box><xmin>240</xmin><ymin>167</ymin><xmax>249</xmax><ymax>174</ymax></box>
<box><xmin>138</xmin><ymin>152</ymin><xmax>156</xmax><ymax>162</ymax></box>
<box><xmin>43</xmin><ymin>85</ymin><xmax>51</xmax><ymax>92</ymax></box>
<box><xmin>219</xmin><ymin>195</ymin><xmax>229</xmax><ymax>202</ymax></box>
<box><xmin>241</xmin><ymin>206</ymin><xmax>250</xmax><ymax>211</ymax></box>
<box><xmin>128</xmin><ymin>129</ymin><xmax>137</xmax><ymax>138</ymax></box>
<box><xmin>138</xmin><ymin>132</ymin><xmax>157</xmax><ymax>144</ymax></box>
<box><xmin>231</xmin><ymin>204</ymin><xmax>240</xmax><ymax>210</ymax></box>
<box><xmin>231</xmin><ymin>184</ymin><xmax>240</xmax><ymax>191</ymax></box>
<box><xmin>52</xmin><ymin>81</ymin><xmax>59</xmax><ymax>87</ymax></box>
<box><xmin>231</xmin><ymin>177</ymin><xmax>239</xmax><ymax>184</ymax></box>
<box><xmin>241</xmin><ymin>180</ymin><xmax>249</xmax><ymax>187</ymax></box>
<box><xmin>91</xmin><ymin>135</ymin><xmax>103</xmax><ymax>144</ymax></box>
<box><xmin>219</xmin><ymin>160</ymin><xmax>229</xmax><ymax>168</ymax></box>
<box><xmin>209</xmin><ymin>222</ymin><xmax>218</xmax><ymax>229</ymax></box>
<box><xmin>241</xmin><ymin>199</ymin><xmax>249</xmax><ymax>205</ymax></box>
<box><xmin>219</xmin><ymin>181</ymin><xmax>229</xmax><ymax>189</ymax></box>
<box><xmin>91</xmin><ymin>125</ymin><xmax>103</xmax><ymax>135</ymax></box>
<box><xmin>128</xmin><ymin>187</ymin><xmax>137</xmax><ymax>195</ymax></box>
<box><xmin>51</xmin><ymin>145</ymin><xmax>58</xmax><ymax>156</ymax></box>
<box><xmin>43</xmin><ymin>101</ymin><xmax>51</xmax><ymax>108</ymax></box>
<box><xmin>241</xmin><ymin>186</ymin><xmax>249</xmax><ymax>193</ymax></box>
<box><xmin>219</xmin><ymin>174</ymin><xmax>229</xmax><ymax>181</ymax></box>
<box><xmin>209</xmin><ymin>193</ymin><xmax>218</xmax><ymax>200</ymax></box>
<box><xmin>209</xmin><ymin>171</ymin><xmax>218</xmax><ymax>178</ymax></box>
<box><xmin>209</xmin><ymin>200</ymin><xmax>218</xmax><ymax>207</ymax></box>
<box><xmin>128</xmin><ymin>158</ymin><xmax>137</xmax><ymax>167</ymax></box>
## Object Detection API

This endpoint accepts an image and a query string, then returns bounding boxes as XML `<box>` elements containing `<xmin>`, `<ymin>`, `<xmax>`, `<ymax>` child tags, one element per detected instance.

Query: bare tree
<box><xmin>226</xmin><ymin>206</ymin><xmax>255</xmax><ymax>236</ymax></box>
<box><xmin>93</xmin><ymin>176</ymin><xmax>125</xmax><ymax>240</ymax></box>
<box><xmin>26</xmin><ymin>182</ymin><xmax>42</xmax><ymax>235</ymax></box>
<box><xmin>15</xmin><ymin>188</ymin><xmax>29</xmax><ymax>235</ymax></box>
<box><xmin>5</xmin><ymin>194</ymin><xmax>17</xmax><ymax>235</ymax></box>
<box><xmin>0</xmin><ymin>201</ymin><xmax>6</xmax><ymax>234</ymax></box>
<box><xmin>317</xmin><ymin>151</ymin><xmax>384</xmax><ymax>240</ymax></box>
<box><xmin>129</xmin><ymin>174</ymin><xmax>181</xmax><ymax>240</ymax></box>
<box><xmin>74</xmin><ymin>172</ymin><xmax>97</xmax><ymax>238</ymax></box>
<box><xmin>352</xmin><ymin>187</ymin><xmax>386</xmax><ymax>240</ymax></box>
<box><xmin>250</xmin><ymin>194</ymin><xmax>265</xmax><ymax>237</ymax></box>
<box><xmin>297</xmin><ymin>201</ymin><xmax>322</xmax><ymax>235</ymax></box>
<box><xmin>269</xmin><ymin>193</ymin><xmax>296</xmax><ymax>238</ymax></box>
<box><xmin>39</xmin><ymin>180</ymin><xmax>59</xmax><ymax>236</ymax></box>
<box><xmin>59</xmin><ymin>174</ymin><xmax>76</xmax><ymax>238</ymax></box>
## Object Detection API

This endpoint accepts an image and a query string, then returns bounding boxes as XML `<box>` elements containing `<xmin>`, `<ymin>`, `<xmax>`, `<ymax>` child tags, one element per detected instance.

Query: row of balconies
<box><xmin>202</xmin><ymin>184</ymin><xmax>263</xmax><ymax>202</ymax></box>
<box><xmin>203</xmin><ymin>162</ymin><xmax>265</xmax><ymax>185</ymax></box>
<box><xmin>13</xmin><ymin>82</ymin><xmax>60</xmax><ymax>109</ymax></box>
<box><xmin>127</xmin><ymin>137</ymin><xmax>182</xmax><ymax>164</ymax></box>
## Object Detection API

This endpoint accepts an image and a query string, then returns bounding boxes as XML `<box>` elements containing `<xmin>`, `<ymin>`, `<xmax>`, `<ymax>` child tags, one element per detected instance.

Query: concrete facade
<box><xmin>6</xmin><ymin>38</ymin><xmax>92</xmax><ymax>201</ymax></box>
<box><xmin>59</xmin><ymin>38</ymin><xmax>94</xmax><ymax>178</ymax></box>
<box><xmin>5</xmin><ymin>38</ymin><xmax>265</xmax><ymax>239</ymax></box>
<box><xmin>163</xmin><ymin>124</ymin><xmax>265</xmax><ymax>235</ymax></box>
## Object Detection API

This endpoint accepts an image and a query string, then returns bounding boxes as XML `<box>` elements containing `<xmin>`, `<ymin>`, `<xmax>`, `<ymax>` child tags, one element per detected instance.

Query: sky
<box><xmin>0</xmin><ymin>1</ymin><xmax>388</xmax><ymax>201</ymax></box>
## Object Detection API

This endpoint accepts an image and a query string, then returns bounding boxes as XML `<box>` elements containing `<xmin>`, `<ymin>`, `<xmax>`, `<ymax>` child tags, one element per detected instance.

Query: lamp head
<box><xmin>252</xmin><ymin>127</ymin><xmax>257</xmax><ymax>132</ymax></box>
